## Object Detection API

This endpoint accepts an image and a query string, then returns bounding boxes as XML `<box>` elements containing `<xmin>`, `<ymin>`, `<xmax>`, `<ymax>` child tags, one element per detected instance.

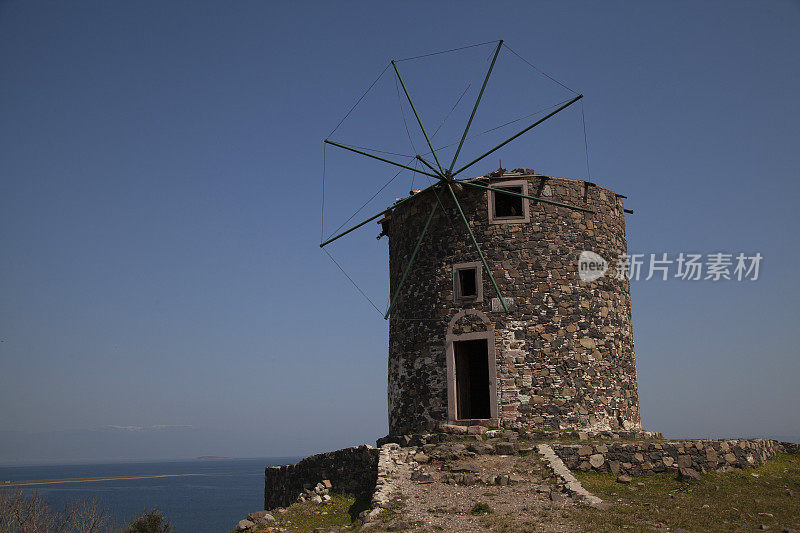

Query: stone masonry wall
<box><xmin>551</xmin><ymin>439</ymin><xmax>779</xmax><ymax>476</ymax></box>
<box><xmin>264</xmin><ymin>445</ymin><xmax>379</xmax><ymax>510</ymax></box>
<box><xmin>386</xmin><ymin>171</ymin><xmax>639</xmax><ymax>435</ymax></box>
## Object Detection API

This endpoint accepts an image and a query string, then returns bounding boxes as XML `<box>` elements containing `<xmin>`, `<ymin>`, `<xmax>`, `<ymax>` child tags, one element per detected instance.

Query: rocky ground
<box><xmin>234</xmin><ymin>441</ymin><xmax>590</xmax><ymax>532</ymax></box>
<box><xmin>234</xmin><ymin>428</ymin><xmax>799</xmax><ymax>532</ymax></box>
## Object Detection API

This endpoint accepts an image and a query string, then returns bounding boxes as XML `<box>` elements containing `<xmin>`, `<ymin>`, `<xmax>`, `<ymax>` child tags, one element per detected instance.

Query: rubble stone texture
<box><xmin>383</xmin><ymin>172</ymin><xmax>641</xmax><ymax>435</ymax></box>
<box><xmin>264</xmin><ymin>445</ymin><xmax>378</xmax><ymax>509</ymax></box>
<box><xmin>551</xmin><ymin>438</ymin><xmax>780</xmax><ymax>476</ymax></box>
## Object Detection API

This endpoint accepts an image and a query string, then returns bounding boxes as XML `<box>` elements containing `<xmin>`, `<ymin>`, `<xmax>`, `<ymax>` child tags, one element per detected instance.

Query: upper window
<box><xmin>488</xmin><ymin>180</ymin><xmax>530</xmax><ymax>224</ymax></box>
<box><xmin>494</xmin><ymin>186</ymin><xmax>524</xmax><ymax>218</ymax></box>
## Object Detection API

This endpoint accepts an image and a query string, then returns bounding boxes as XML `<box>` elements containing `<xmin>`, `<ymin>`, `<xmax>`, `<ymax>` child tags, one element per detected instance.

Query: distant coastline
<box><xmin>197</xmin><ymin>456</ymin><xmax>233</xmax><ymax>460</ymax></box>
<box><xmin>2</xmin><ymin>473</ymin><xmax>188</xmax><ymax>486</ymax></box>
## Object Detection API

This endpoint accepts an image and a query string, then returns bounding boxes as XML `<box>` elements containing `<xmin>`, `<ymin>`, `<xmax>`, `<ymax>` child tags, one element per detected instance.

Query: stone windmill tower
<box><xmin>379</xmin><ymin>170</ymin><xmax>640</xmax><ymax>435</ymax></box>
<box><xmin>320</xmin><ymin>40</ymin><xmax>641</xmax><ymax>436</ymax></box>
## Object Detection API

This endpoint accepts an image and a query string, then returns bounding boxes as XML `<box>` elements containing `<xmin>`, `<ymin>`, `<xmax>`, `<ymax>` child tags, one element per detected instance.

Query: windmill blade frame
<box><xmin>320</xmin><ymin>39</ymin><xmax>591</xmax><ymax>319</ymax></box>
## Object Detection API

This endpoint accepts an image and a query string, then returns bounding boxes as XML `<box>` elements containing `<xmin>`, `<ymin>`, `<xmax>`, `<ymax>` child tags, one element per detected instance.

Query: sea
<box><xmin>0</xmin><ymin>457</ymin><xmax>299</xmax><ymax>533</ymax></box>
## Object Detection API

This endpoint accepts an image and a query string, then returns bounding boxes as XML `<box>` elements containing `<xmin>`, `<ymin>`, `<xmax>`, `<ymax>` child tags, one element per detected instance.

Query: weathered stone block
<box><xmin>589</xmin><ymin>454</ymin><xmax>605</xmax><ymax>468</ymax></box>
<box><xmin>495</xmin><ymin>442</ymin><xmax>519</xmax><ymax>455</ymax></box>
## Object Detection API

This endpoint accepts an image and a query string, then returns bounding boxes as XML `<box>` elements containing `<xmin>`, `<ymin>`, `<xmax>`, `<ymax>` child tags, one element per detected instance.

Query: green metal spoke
<box><xmin>448</xmin><ymin>40</ymin><xmax>503</xmax><ymax>175</ymax></box>
<box><xmin>324</xmin><ymin>140</ymin><xmax>440</xmax><ymax>180</ymax></box>
<box><xmin>415</xmin><ymin>155</ymin><xmax>443</xmax><ymax>178</ymax></box>
<box><xmin>446</xmin><ymin>183</ymin><xmax>508</xmax><ymax>313</ymax></box>
<box><xmin>460</xmin><ymin>180</ymin><xmax>594</xmax><ymax>213</ymax></box>
<box><xmin>391</xmin><ymin>61</ymin><xmax>445</xmax><ymax>174</ymax></box>
<box><xmin>451</xmin><ymin>94</ymin><xmax>583</xmax><ymax>178</ymax></box>
<box><xmin>319</xmin><ymin>184</ymin><xmax>435</xmax><ymax>248</ymax></box>
<box><xmin>384</xmin><ymin>198</ymin><xmax>440</xmax><ymax>319</ymax></box>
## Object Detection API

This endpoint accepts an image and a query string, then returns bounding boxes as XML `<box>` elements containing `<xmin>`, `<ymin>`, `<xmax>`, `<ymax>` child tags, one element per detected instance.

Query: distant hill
<box><xmin>197</xmin><ymin>456</ymin><xmax>233</xmax><ymax>460</ymax></box>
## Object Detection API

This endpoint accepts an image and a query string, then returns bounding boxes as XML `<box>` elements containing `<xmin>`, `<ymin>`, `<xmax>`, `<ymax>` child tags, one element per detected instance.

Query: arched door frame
<box><xmin>445</xmin><ymin>309</ymin><xmax>499</xmax><ymax>424</ymax></box>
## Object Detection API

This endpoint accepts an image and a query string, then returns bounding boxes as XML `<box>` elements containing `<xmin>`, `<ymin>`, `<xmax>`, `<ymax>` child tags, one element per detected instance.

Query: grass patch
<box><xmin>469</xmin><ymin>502</ymin><xmax>492</xmax><ymax>515</ymax></box>
<box><xmin>564</xmin><ymin>452</ymin><xmax>800</xmax><ymax>532</ymax></box>
<box><xmin>259</xmin><ymin>493</ymin><xmax>365</xmax><ymax>532</ymax></box>
<box><xmin>478</xmin><ymin>514</ymin><xmax>545</xmax><ymax>533</ymax></box>
<box><xmin>376</xmin><ymin>493</ymin><xmax>407</xmax><ymax>524</ymax></box>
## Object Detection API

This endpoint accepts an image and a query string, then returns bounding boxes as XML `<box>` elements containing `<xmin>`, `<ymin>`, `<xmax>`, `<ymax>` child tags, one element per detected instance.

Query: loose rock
<box><xmin>678</xmin><ymin>467</ymin><xmax>702</xmax><ymax>481</ymax></box>
<box><xmin>439</xmin><ymin>424</ymin><xmax>468</xmax><ymax>435</ymax></box>
<box><xmin>247</xmin><ymin>510</ymin><xmax>275</xmax><ymax>523</ymax></box>
<box><xmin>236</xmin><ymin>519</ymin><xmax>254</xmax><ymax>531</ymax></box>
<box><xmin>495</xmin><ymin>442</ymin><xmax>519</xmax><ymax>455</ymax></box>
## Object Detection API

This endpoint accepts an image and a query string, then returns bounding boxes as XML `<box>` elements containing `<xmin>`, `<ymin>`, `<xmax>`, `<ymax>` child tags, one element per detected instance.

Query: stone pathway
<box><xmin>369</xmin><ymin>447</ymin><xmax>583</xmax><ymax>532</ymax></box>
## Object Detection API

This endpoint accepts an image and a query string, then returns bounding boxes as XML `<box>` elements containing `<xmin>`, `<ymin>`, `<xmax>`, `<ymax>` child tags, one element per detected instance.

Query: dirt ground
<box><xmin>371</xmin><ymin>452</ymin><xmax>583</xmax><ymax>532</ymax></box>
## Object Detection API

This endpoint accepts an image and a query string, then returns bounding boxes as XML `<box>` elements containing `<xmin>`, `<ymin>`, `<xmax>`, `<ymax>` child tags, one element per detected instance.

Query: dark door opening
<box><xmin>454</xmin><ymin>339</ymin><xmax>491</xmax><ymax>420</ymax></box>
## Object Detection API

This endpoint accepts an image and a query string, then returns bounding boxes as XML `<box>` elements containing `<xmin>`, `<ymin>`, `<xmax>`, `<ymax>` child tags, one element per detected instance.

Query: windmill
<box><xmin>319</xmin><ymin>39</ymin><xmax>594</xmax><ymax>319</ymax></box>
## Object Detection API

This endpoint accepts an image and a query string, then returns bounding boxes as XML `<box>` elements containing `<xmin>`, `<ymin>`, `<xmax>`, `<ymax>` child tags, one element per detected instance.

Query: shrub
<box><xmin>470</xmin><ymin>502</ymin><xmax>492</xmax><ymax>515</ymax></box>
<box><xmin>124</xmin><ymin>509</ymin><xmax>174</xmax><ymax>533</ymax></box>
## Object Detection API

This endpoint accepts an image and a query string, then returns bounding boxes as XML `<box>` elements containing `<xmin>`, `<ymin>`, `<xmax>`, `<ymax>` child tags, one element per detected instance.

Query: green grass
<box><xmin>469</xmin><ymin>502</ymin><xmax>493</xmax><ymax>515</ymax></box>
<box><xmin>256</xmin><ymin>493</ymin><xmax>369</xmax><ymax>532</ymax></box>
<box><xmin>478</xmin><ymin>510</ymin><xmax>560</xmax><ymax>533</ymax></box>
<box><xmin>564</xmin><ymin>452</ymin><xmax>800</xmax><ymax>532</ymax></box>
<box><xmin>376</xmin><ymin>493</ymin><xmax>407</xmax><ymax>524</ymax></box>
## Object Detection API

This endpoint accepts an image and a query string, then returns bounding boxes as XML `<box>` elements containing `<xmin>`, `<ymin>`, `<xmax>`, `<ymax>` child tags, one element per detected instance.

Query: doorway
<box><xmin>454</xmin><ymin>339</ymin><xmax>491</xmax><ymax>420</ymax></box>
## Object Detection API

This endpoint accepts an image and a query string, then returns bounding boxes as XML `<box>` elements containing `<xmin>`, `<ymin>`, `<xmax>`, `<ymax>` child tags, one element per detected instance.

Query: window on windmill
<box><xmin>453</xmin><ymin>262</ymin><xmax>482</xmax><ymax>302</ymax></box>
<box><xmin>457</xmin><ymin>268</ymin><xmax>478</xmax><ymax>299</ymax></box>
<box><xmin>493</xmin><ymin>186</ymin><xmax>524</xmax><ymax>218</ymax></box>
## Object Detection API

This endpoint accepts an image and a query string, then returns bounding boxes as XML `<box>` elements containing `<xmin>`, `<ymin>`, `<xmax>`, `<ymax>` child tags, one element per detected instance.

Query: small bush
<box><xmin>470</xmin><ymin>502</ymin><xmax>492</xmax><ymax>515</ymax></box>
<box><xmin>124</xmin><ymin>508</ymin><xmax>174</xmax><ymax>533</ymax></box>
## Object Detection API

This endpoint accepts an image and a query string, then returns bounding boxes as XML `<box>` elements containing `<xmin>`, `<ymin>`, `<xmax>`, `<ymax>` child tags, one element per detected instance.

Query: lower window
<box><xmin>453</xmin><ymin>262</ymin><xmax>483</xmax><ymax>302</ymax></box>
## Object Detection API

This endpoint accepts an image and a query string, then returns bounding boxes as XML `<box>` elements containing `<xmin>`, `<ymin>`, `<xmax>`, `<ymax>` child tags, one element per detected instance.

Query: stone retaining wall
<box><xmin>779</xmin><ymin>441</ymin><xmax>800</xmax><ymax>455</ymax></box>
<box><xmin>264</xmin><ymin>437</ymin><xmax>794</xmax><ymax>510</ymax></box>
<box><xmin>264</xmin><ymin>445</ymin><xmax>379</xmax><ymax>510</ymax></box>
<box><xmin>377</xmin><ymin>426</ymin><xmax>662</xmax><ymax>447</ymax></box>
<box><xmin>370</xmin><ymin>444</ymin><xmax>401</xmax><ymax>511</ymax></box>
<box><xmin>551</xmin><ymin>439</ymin><xmax>779</xmax><ymax>476</ymax></box>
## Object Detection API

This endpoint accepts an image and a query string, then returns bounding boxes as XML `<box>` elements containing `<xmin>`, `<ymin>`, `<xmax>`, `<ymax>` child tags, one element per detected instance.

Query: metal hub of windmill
<box><xmin>320</xmin><ymin>40</ymin><xmax>594</xmax><ymax>319</ymax></box>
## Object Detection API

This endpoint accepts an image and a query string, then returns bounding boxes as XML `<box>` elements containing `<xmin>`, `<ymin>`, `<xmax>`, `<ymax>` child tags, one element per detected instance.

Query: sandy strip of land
<box><xmin>3</xmin><ymin>474</ymin><xmax>193</xmax><ymax>486</ymax></box>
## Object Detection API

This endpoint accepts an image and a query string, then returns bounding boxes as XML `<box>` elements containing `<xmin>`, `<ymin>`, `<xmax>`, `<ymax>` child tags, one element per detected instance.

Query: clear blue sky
<box><xmin>1</xmin><ymin>1</ymin><xmax>798</xmax><ymax>463</ymax></box>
